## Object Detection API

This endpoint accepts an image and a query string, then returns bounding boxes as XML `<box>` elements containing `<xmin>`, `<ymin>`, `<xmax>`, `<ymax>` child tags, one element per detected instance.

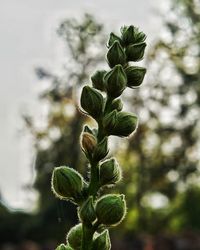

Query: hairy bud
<box><xmin>112</xmin><ymin>111</ymin><xmax>138</xmax><ymax>137</ymax></box>
<box><xmin>104</xmin><ymin>65</ymin><xmax>127</xmax><ymax>98</ymax></box>
<box><xmin>121</xmin><ymin>25</ymin><xmax>146</xmax><ymax>45</ymax></box>
<box><xmin>107</xmin><ymin>32</ymin><xmax>122</xmax><ymax>47</ymax></box>
<box><xmin>80</xmin><ymin>86</ymin><xmax>104</xmax><ymax>119</ymax></box>
<box><xmin>91</xmin><ymin>70</ymin><xmax>107</xmax><ymax>91</ymax></box>
<box><xmin>125</xmin><ymin>42</ymin><xmax>146</xmax><ymax>61</ymax></box>
<box><xmin>52</xmin><ymin>166</ymin><xmax>83</xmax><ymax>200</ymax></box>
<box><xmin>103</xmin><ymin>110</ymin><xmax>117</xmax><ymax>133</ymax></box>
<box><xmin>110</xmin><ymin>98</ymin><xmax>123</xmax><ymax>111</ymax></box>
<box><xmin>67</xmin><ymin>223</ymin><xmax>82</xmax><ymax>250</ymax></box>
<box><xmin>96</xmin><ymin>194</ymin><xmax>126</xmax><ymax>226</ymax></box>
<box><xmin>125</xmin><ymin>66</ymin><xmax>146</xmax><ymax>88</ymax></box>
<box><xmin>56</xmin><ymin>244</ymin><xmax>73</xmax><ymax>250</ymax></box>
<box><xmin>99</xmin><ymin>158</ymin><xmax>121</xmax><ymax>186</ymax></box>
<box><xmin>81</xmin><ymin>132</ymin><xmax>97</xmax><ymax>157</ymax></box>
<box><xmin>93</xmin><ymin>137</ymin><xmax>109</xmax><ymax>162</ymax></box>
<box><xmin>92</xmin><ymin>230</ymin><xmax>111</xmax><ymax>250</ymax></box>
<box><xmin>79</xmin><ymin>196</ymin><xmax>96</xmax><ymax>224</ymax></box>
<box><xmin>107</xmin><ymin>41</ymin><xmax>126</xmax><ymax>68</ymax></box>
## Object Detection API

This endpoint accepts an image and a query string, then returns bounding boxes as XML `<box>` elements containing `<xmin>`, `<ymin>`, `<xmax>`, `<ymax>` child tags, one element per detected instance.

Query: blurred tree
<box><xmin>23</xmin><ymin>14</ymin><xmax>106</xmax><ymax>242</ymax></box>
<box><xmin>116</xmin><ymin>0</ymin><xmax>200</xmax><ymax>234</ymax></box>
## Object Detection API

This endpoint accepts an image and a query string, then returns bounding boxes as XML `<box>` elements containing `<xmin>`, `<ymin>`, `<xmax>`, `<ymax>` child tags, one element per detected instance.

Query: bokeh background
<box><xmin>0</xmin><ymin>0</ymin><xmax>200</xmax><ymax>249</ymax></box>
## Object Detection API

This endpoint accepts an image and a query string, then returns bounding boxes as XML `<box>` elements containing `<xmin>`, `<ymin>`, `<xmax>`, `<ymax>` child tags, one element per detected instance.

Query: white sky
<box><xmin>0</xmin><ymin>0</ymin><xmax>162</xmax><ymax>210</ymax></box>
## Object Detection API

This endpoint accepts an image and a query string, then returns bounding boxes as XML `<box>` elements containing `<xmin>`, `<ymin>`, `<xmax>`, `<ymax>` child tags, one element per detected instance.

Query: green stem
<box><xmin>88</xmin><ymin>161</ymin><xmax>100</xmax><ymax>197</ymax></box>
<box><xmin>81</xmin><ymin>225</ymin><xmax>94</xmax><ymax>250</ymax></box>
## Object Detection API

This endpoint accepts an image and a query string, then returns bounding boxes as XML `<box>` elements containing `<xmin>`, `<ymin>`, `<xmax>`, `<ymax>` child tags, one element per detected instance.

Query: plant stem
<box><xmin>81</xmin><ymin>225</ymin><xmax>94</xmax><ymax>250</ymax></box>
<box><xmin>88</xmin><ymin>161</ymin><xmax>100</xmax><ymax>197</ymax></box>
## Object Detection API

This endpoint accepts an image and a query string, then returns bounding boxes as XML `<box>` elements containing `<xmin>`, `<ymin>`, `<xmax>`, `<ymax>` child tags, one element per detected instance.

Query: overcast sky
<box><xmin>0</xmin><ymin>0</ymin><xmax>162</xmax><ymax>210</ymax></box>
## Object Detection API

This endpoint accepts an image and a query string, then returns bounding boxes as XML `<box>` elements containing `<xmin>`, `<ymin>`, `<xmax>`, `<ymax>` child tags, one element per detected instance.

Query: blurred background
<box><xmin>0</xmin><ymin>0</ymin><xmax>200</xmax><ymax>249</ymax></box>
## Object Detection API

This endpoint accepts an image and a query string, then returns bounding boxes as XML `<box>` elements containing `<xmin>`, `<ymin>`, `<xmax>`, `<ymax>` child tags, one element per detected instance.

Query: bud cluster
<box><xmin>52</xmin><ymin>25</ymin><xmax>147</xmax><ymax>250</ymax></box>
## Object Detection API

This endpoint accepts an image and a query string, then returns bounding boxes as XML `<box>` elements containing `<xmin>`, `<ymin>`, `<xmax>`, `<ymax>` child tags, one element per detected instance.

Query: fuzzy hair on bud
<box><xmin>95</xmin><ymin>194</ymin><xmax>126</xmax><ymax>226</ymax></box>
<box><xmin>67</xmin><ymin>223</ymin><xmax>82</xmax><ymax>250</ymax></box>
<box><xmin>121</xmin><ymin>25</ymin><xmax>146</xmax><ymax>46</ymax></box>
<box><xmin>110</xmin><ymin>98</ymin><xmax>123</xmax><ymax>111</ymax></box>
<box><xmin>99</xmin><ymin>158</ymin><xmax>122</xmax><ymax>186</ymax></box>
<box><xmin>103</xmin><ymin>110</ymin><xmax>117</xmax><ymax>134</ymax></box>
<box><xmin>56</xmin><ymin>244</ymin><xmax>73</xmax><ymax>250</ymax></box>
<box><xmin>107</xmin><ymin>40</ymin><xmax>126</xmax><ymax>68</ymax></box>
<box><xmin>79</xmin><ymin>196</ymin><xmax>96</xmax><ymax>224</ymax></box>
<box><xmin>81</xmin><ymin>132</ymin><xmax>97</xmax><ymax>157</ymax></box>
<box><xmin>80</xmin><ymin>85</ymin><xmax>104</xmax><ymax>119</ymax></box>
<box><xmin>104</xmin><ymin>64</ymin><xmax>127</xmax><ymax>98</ymax></box>
<box><xmin>52</xmin><ymin>166</ymin><xmax>83</xmax><ymax>200</ymax></box>
<box><xmin>93</xmin><ymin>137</ymin><xmax>109</xmax><ymax>162</ymax></box>
<box><xmin>125</xmin><ymin>66</ymin><xmax>146</xmax><ymax>88</ymax></box>
<box><xmin>92</xmin><ymin>230</ymin><xmax>111</xmax><ymax>250</ymax></box>
<box><xmin>107</xmin><ymin>32</ymin><xmax>122</xmax><ymax>48</ymax></box>
<box><xmin>125</xmin><ymin>42</ymin><xmax>146</xmax><ymax>62</ymax></box>
<box><xmin>91</xmin><ymin>70</ymin><xmax>107</xmax><ymax>91</ymax></box>
<box><xmin>112</xmin><ymin>111</ymin><xmax>138</xmax><ymax>137</ymax></box>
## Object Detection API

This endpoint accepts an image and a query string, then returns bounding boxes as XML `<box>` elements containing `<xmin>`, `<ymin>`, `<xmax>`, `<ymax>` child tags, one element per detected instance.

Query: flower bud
<box><xmin>96</xmin><ymin>194</ymin><xmax>126</xmax><ymax>226</ymax></box>
<box><xmin>91</xmin><ymin>70</ymin><xmax>107</xmax><ymax>91</ymax></box>
<box><xmin>80</xmin><ymin>86</ymin><xmax>104</xmax><ymax>119</ymax></box>
<box><xmin>104</xmin><ymin>65</ymin><xmax>127</xmax><ymax>98</ymax></box>
<box><xmin>125</xmin><ymin>66</ymin><xmax>146</xmax><ymax>88</ymax></box>
<box><xmin>93</xmin><ymin>137</ymin><xmax>109</xmax><ymax>162</ymax></box>
<box><xmin>79</xmin><ymin>196</ymin><xmax>96</xmax><ymax>224</ymax></box>
<box><xmin>125</xmin><ymin>42</ymin><xmax>146</xmax><ymax>61</ymax></box>
<box><xmin>99</xmin><ymin>158</ymin><xmax>121</xmax><ymax>186</ymax></box>
<box><xmin>110</xmin><ymin>98</ymin><xmax>123</xmax><ymax>111</ymax></box>
<box><xmin>81</xmin><ymin>132</ymin><xmax>97</xmax><ymax>157</ymax></box>
<box><xmin>67</xmin><ymin>223</ymin><xmax>82</xmax><ymax>250</ymax></box>
<box><xmin>103</xmin><ymin>110</ymin><xmax>117</xmax><ymax>134</ymax></box>
<box><xmin>121</xmin><ymin>25</ymin><xmax>146</xmax><ymax>46</ymax></box>
<box><xmin>56</xmin><ymin>244</ymin><xmax>72</xmax><ymax>250</ymax></box>
<box><xmin>52</xmin><ymin>166</ymin><xmax>83</xmax><ymax>200</ymax></box>
<box><xmin>112</xmin><ymin>112</ymin><xmax>138</xmax><ymax>137</ymax></box>
<box><xmin>107</xmin><ymin>41</ymin><xmax>126</xmax><ymax>68</ymax></box>
<box><xmin>92</xmin><ymin>230</ymin><xmax>111</xmax><ymax>250</ymax></box>
<box><xmin>107</xmin><ymin>32</ymin><xmax>122</xmax><ymax>47</ymax></box>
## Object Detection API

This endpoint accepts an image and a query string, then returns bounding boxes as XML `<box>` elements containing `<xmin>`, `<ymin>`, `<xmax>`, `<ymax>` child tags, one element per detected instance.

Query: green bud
<box><xmin>56</xmin><ymin>244</ymin><xmax>72</xmax><ymax>250</ymax></box>
<box><xmin>52</xmin><ymin>166</ymin><xmax>83</xmax><ymax>200</ymax></box>
<box><xmin>99</xmin><ymin>158</ymin><xmax>121</xmax><ymax>186</ymax></box>
<box><xmin>125</xmin><ymin>42</ymin><xmax>146</xmax><ymax>61</ymax></box>
<box><xmin>134</xmin><ymin>28</ymin><xmax>146</xmax><ymax>43</ymax></box>
<box><xmin>103</xmin><ymin>110</ymin><xmax>117</xmax><ymax>134</ymax></box>
<box><xmin>67</xmin><ymin>223</ymin><xmax>82</xmax><ymax>250</ymax></box>
<box><xmin>80</xmin><ymin>86</ymin><xmax>104</xmax><ymax>119</ymax></box>
<box><xmin>125</xmin><ymin>66</ymin><xmax>146</xmax><ymax>88</ymax></box>
<box><xmin>79</xmin><ymin>196</ymin><xmax>96</xmax><ymax>224</ymax></box>
<box><xmin>91</xmin><ymin>70</ymin><xmax>107</xmax><ymax>91</ymax></box>
<box><xmin>110</xmin><ymin>98</ymin><xmax>123</xmax><ymax>111</ymax></box>
<box><xmin>104</xmin><ymin>65</ymin><xmax>127</xmax><ymax>98</ymax></box>
<box><xmin>121</xmin><ymin>25</ymin><xmax>146</xmax><ymax>45</ymax></box>
<box><xmin>81</xmin><ymin>132</ymin><xmax>97</xmax><ymax>157</ymax></box>
<box><xmin>107</xmin><ymin>41</ymin><xmax>126</xmax><ymax>68</ymax></box>
<box><xmin>96</xmin><ymin>194</ymin><xmax>126</xmax><ymax>226</ymax></box>
<box><xmin>107</xmin><ymin>32</ymin><xmax>122</xmax><ymax>47</ymax></box>
<box><xmin>92</xmin><ymin>230</ymin><xmax>111</xmax><ymax>250</ymax></box>
<box><xmin>112</xmin><ymin>111</ymin><xmax>138</xmax><ymax>137</ymax></box>
<box><xmin>93</xmin><ymin>137</ymin><xmax>109</xmax><ymax>162</ymax></box>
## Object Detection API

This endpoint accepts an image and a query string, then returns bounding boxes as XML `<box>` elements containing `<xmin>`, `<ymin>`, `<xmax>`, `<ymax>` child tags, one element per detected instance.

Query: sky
<box><xmin>0</xmin><ymin>0</ymin><xmax>162</xmax><ymax>210</ymax></box>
